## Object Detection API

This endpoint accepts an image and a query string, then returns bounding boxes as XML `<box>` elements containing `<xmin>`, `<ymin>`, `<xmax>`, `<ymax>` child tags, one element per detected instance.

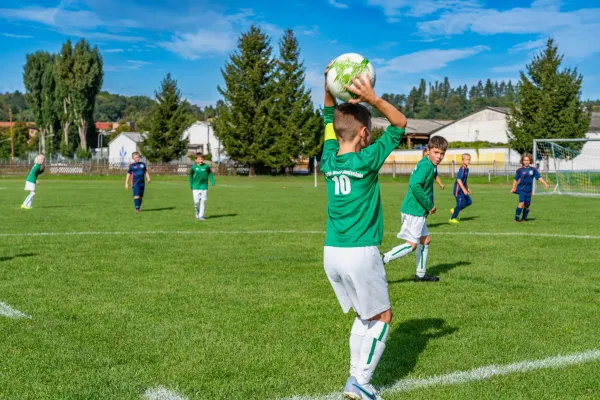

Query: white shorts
<box><xmin>192</xmin><ymin>190</ymin><xmax>208</xmax><ymax>204</ymax></box>
<box><xmin>324</xmin><ymin>246</ymin><xmax>391</xmax><ymax>320</ymax></box>
<box><xmin>24</xmin><ymin>181</ymin><xmax>36</xmax><ymax>191</ymax></box>
<box><xmin>397</xmin><ymin>213</ymin><xmax>429</xmax><ymax>243</ymax></box>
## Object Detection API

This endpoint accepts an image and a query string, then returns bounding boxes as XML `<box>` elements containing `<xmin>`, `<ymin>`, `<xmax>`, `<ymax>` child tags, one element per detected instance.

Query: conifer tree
<box><xmin>142</xmin><ymin>73</ymin><xmax>190</xmax><ymax>162</ymax></box>
<box><xmin>508</xmin><ymin>38</ymin><xmax>590</xmax><ymax>155</ymax></box>
<box><xmin>215</xmin><ymin>26</ymin><xmax>277</xmax><ymax>176</ymax></box>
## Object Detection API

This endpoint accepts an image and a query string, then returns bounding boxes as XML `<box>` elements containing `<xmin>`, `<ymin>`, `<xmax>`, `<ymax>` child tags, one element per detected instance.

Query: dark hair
<box><xmin>333</xmin><ymin>103</ymin><xmax>372</xmax><ymax>142</ymax></box>
<box><xmin>428</xmin><ymin>136</ymin><xmax>448</xmax><ymax>151</ymax></box>
<box><xmin>132</xmin><ymin>152</ymin><xmax>140</xmax><ymax>157</ymax></box>
<box><xmin>196</xmin><ymin>153</ymin><xmax>204</xmax><ymax>157</ymax></box>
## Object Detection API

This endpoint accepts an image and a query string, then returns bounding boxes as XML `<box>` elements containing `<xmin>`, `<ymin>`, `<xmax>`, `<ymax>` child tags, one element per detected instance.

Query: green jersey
<box><xmin>401</xmin><ymin>157</ymin><xmax>435</xmax><ymax>217</ymax></box>
<box><xmin>26</xmin><ymin>164</ymin><xmax>43</xmax><ymax>183</ymax></box>
<box><xmin>321</xmin><ymin>106</ymin><xmax>405</xmax><ymax>247</ymax></box>
<box><xmin>189</xmin><ymin>163</ymin><xmax>215</xmax><ymax>190</ymax></box>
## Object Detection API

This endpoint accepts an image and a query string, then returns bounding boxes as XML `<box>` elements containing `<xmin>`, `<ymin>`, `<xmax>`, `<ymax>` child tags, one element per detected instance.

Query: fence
<box><xmin>0</xmin><ymin>160</ymin><xmax>522</xmax><ymax>180</ymax></box>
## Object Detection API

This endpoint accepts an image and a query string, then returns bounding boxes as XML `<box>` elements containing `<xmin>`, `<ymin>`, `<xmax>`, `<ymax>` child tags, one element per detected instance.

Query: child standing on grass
<box><xmin>449</xmin><ymin>153</ymin><xmax>472</xmax><ymax>224</ymax></box>
<box><xmin>125</xmin><ymin>152</ymin><xmax>151</xmax><ymax>212</ymax></box>
<box><xmin>321</xmin><ymin>62</ymin><xmax>407</xmax><ymax>400</ymax></box>
<box><xmin>423</xmin><ymin>148</ymin><xmax>444</xmax><ymax>203</ymax></box>
<box><xmin>382</xmin><ymin>136</ymin><xmax>448</xmax><ymax>282</ymax></box>
<box><xmin>511</xmin><ymin>153</ymin><xmax>549</xmax><ymax>222</ymax></box>
<box><xmin>21</xmin><ymin>154</ymin><xmax>45</xmax><ymax>210</ymax></box>
<box><xmin>188</xmin><ymin>153</ymin><xmax>215</xmax><ymax>220</ymax></box>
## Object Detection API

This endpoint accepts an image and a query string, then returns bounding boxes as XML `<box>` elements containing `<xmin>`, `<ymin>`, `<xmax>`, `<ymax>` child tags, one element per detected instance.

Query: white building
<box><xmin>108</xmin><ymin>132</ymin><xmax>145</xmax><ymax>165</ymax></box>
<box><xmin>182</xmin><ymin>121</ymin><xmax>227</xmax><ymax>162</ymax></box>
<box><xmin>430</xmin><ymin>107</ymin><xmax>511</xmax><ymax>144</ymax></box>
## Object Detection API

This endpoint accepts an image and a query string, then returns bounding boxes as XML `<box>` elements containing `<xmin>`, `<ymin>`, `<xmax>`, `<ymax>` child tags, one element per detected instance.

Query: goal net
<box><xmin>533</xmin><ymin>138</ymin><xmax>600</xmax><ymax>196</ymax></box>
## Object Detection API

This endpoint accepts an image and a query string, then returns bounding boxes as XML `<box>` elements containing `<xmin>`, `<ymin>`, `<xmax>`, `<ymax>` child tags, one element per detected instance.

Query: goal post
<box><xmin>533</xmin><ymin>138</ymin><xmax>600</xmax><ymax>196</ymax></box>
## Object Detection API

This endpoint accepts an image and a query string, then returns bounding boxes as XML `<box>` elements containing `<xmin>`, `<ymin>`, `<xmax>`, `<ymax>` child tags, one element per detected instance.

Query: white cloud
<box><xmin>2</xmin><ymin>32</ymin><xmax>33</xmax><ymax>39</ymax></box>
<box><xmin>104</xmin><ymin>48</ymin><xmax>124</xmax><ymax>53</ymax></box>
<box><xmin>327</xmin><ymin>0</ymin><xmax>348</xmax><ymax>9</ymax></box>
<box><xmin>296</xmin><ymin>25</ymin><xmax>320</xmax><ymax>36</ymax></box>
<box><xmin>491</xmin><ymin>63</ymin><xmax>525</xmax><ymax>73</ymax></box>
<box><xmin>367</xmin><ymin>0</ymin><xmax>480</xmax><ymax>21</ymax></box>
<box><xmin>125</xmin><ymin>60</ymin><xmax>150</xmax><ymax>69</ymax></box>
<box><xmin>417</xmin><ymin>3</ymin><xmax>600</xmax><ymax>58</ymax></box>
<box><xmin>510</xmin><ymin>38</ymin><xmax>547</xmax><ymax>53</ymax></box>
<box><xmin>259</xmin><ymin>22</ymin><xmax>284</xmax><ymax>38</ymax></box>
<box><xmin>378</xmin><ymin>45</ymin><xmax>489</xmax><ymax>74</ymax></box>
<box><xmin>159</xmin><ymin>30</ymin><xmax>237</xmax><ymax>60</ymax></box>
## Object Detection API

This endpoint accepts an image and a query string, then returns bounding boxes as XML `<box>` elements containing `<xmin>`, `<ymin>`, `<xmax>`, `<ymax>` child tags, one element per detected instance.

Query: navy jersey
<box><xmin>514</xmin><ymin>166</ymin><xmax>541</xmax><ymax>194</ymax></box>
<box><xmin>128</xmin><ymin>162</ymin><xmax>147</xmax><ymax>186</ymax></box>
<box><xmin>454</xmin><ymin>165</ymin><xmax>469</xmax><ymax>196</ymax></box>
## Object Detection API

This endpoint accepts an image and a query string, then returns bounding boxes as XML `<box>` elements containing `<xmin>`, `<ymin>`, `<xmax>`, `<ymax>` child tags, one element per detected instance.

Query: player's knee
<box><xmin>421</xmin><ymin>236</ymin><xmax>431</xmax><ymax>246</ymax></box>
<box><xmin>518</xmin><ymin>202</ymin><xmax>525</xmax><ymax>207</ymax></box>
<box><xmin>371</xmin><ymin>309</ymin><xmax>392</xmax><ymax>324</ymax></box>
<box><xmin>406</xmin><ymin>241</ymin><xmax>418</xmax><ymax>250</ymax></box>
<box><xmin>525</xmin><ymin>203</ymin><xmax>530</xmax><ymax>208</ymax></box>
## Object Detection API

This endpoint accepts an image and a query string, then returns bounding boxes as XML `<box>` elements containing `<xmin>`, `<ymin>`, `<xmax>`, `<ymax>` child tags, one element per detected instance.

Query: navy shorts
<box><xmin>133</xmin><ymin>184</ymin><xmax>145</xmax><ymax>197</ymax></box>
<box><xmin>517</xmin><ymin>192</ymin><xmax>531</xmax><ymax>205</ymax></box>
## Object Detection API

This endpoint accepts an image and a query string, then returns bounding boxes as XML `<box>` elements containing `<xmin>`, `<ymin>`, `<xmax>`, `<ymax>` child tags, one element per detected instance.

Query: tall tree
<box><xmin>71</xmin><ymin>39</ymin><xmax>103</xmax><ymax>151</ymax></box>
<box><xmin>508</xmin><ymin>38</ymin><xmax>591</xmax><ymax>155</ymax></box>
<box><xmin>54</xmin><ymin>39</ymin><xmax>75</xmax><ymax>153</ymax></box>
<box><xmin>23</xmin><ymin>51</ymin><xmax>51</xmax><ymax>153</ymax></box>
<box><xmin>215</xmin><ymin>25</ymin><xmax>277</xmax><ymax>176</ymax></box>
<box><xmin>142</xmin><ymin>73</ymin><xmax>190</xmax><ymax>162</ymax></box>
<box><xmin>271</xmin><ymin>30</ymin><xmax>321</xmax><ymax>173</ymax></box>
<box><xmin>41</xmin><ymin>55</ymin><xmax>60</xmax><ymax>154</ymax></box>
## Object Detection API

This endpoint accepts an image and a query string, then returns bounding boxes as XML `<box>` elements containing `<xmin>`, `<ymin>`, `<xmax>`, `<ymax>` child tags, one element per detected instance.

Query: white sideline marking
<box><xmin>281</xmin><ymin>349</ymin><xmax>600</xmax><ymax>400</ymax></box>
<box><xmin>143</xmin><ymin>386</ymin><xmax>186</xmax><ymax>400</ymax></box>
<box><xmin>0</xmin><ymin>301</ymin><xmax>31</xmax><ymax>319</ymax></box>
<box><xmin>0</xmin><ymin>230</ymin><xmax>600</xmax><ymax>240</ymax></box>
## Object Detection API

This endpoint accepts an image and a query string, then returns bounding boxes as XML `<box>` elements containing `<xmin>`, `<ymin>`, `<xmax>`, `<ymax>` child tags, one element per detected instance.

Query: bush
<box><xmin>75</xmin><ymin>147</ymin><xmax>92</xmax><ymax>160</ymax></box>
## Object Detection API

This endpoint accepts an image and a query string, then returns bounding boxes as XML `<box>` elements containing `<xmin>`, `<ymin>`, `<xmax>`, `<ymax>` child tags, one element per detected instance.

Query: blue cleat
<box><xmin>343</xmin><ymin>376</ymin><xmax>382</xmax><ymax>400</ymax></box>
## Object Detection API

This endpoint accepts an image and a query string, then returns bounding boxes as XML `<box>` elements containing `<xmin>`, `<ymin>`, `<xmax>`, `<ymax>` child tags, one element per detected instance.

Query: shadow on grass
<box><xmin>39</xmin><ymin>205</ymin><xmax>83</xmax><ymax>208</ymax></box>
<box><xmin>428</xmin><ymin>215</ymin><xmax>478</xmax><ymax>228</ymax></box>
<box><xmin>206</xmin><ymin>213</ymin><xmax>238</xmax><ymax>219</ymax></box>
<box><xmin>142</xmin><ymin>207</ymin><xmax>176</xmax><ymax>212</ymax></box>
<box><xmin>0</xmin><ymin>253</ymin><xmax>38</xmax><ymax>262</ymax></box>
<box><xmin>375</xmin><ymin>318</ymin><xmax>458</xmax><ymax>386</ymax></box>
<box><xmin>388</xmin><ymin>261</ymin><xmax>470</xmax><ymax>284</ymax></box>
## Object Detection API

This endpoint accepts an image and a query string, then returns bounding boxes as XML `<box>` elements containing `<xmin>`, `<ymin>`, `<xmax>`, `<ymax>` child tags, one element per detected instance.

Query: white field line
<box><xmin>0</xmin><ymin>301</ymin><xmax>31</xmax><ymax>319</ymax></box>
<box><xmin>281</xmin><ymin>349</ymin><xmax>600</xmax><ymax>400</ymax></box>
<box><xmin>143</xmin><ymin>387</ymin><xmax>186</xmax><ymax>400</ymax></box>
<box><xmin>0</xmin><ymin>230</ymin><xmax>600</xmax><ymax>240</ymax></box>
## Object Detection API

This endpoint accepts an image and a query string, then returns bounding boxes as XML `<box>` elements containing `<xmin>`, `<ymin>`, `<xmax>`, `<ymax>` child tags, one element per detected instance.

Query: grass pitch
<box><xmin>0</xmin><ymin>176</ymin><xmax>599</xmax><ymax>399</ymax></box>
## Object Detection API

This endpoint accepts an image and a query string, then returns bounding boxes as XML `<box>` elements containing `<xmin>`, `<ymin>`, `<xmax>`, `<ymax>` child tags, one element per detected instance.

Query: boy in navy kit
<box><xmin>125</xmin><ymin>152</ymin><xmax>151</xmax><ymax>212</ymax></box>
<box><xmin>511</xmin><ymin>153</ymin><xmax>549</xmax><ymax>222</ymax></box>
<box><xmin>449</xmin><ymin>153</ymin><xmax>472</xmax><ymax>224</ymax></box>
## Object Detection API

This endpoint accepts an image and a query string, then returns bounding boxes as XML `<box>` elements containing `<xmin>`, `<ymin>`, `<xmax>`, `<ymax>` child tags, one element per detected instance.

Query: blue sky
<box><xmin>1</xmin><ymin>0</ymin><xmax>600</xmax><ymax>108</ymax></box>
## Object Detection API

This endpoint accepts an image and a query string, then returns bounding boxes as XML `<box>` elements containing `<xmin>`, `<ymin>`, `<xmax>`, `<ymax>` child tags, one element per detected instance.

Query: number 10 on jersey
<box><xmin>332</xmin><ymin>175</ymin><xmax>351</xmax><ymax>195</ymax></box>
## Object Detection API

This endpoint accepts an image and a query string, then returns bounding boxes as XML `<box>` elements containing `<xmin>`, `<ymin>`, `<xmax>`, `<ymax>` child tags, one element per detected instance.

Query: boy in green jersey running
<box><xmin>382</xmin><ymin>136</ymin><xmax>448</xmax><ymax>282</ymax></box>
<box><xmin>188</xmin><ymin>153</ymin><xmax>215</xmax><ymax>220</ymax></box>
<box><xmin>21</xmin><ymin>154</ymin><xmax>46</xmax><ymax>210</ymax></box>
<box><xmin>320</xmin><ymin>62</ymin><xmax>407</xmax><ymax>400</ymax></box>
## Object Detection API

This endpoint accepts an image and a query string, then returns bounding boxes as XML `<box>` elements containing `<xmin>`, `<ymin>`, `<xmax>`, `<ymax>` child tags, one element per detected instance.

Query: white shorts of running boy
<box><xmin>24</xmin><ymin>181</ymin><xmax>36</xmax><ymax>191</ymax></box>
<box><xmin>324</xmin><ymin>246</ymin><xmax>390</xmax><ymax>320</ymax></box>
<box><xmin>397</xmin><ymin>213</ymin><xmax>429</xmax><ymax>243</ymax></box>
<box><xmin>192</xmin><ymin>189</ymin><xmax>208</xmax><ymax>204</ymax></box>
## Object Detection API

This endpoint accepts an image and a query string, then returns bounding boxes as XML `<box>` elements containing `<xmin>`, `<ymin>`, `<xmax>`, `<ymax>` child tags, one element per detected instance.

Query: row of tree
<box><xmin>373</xmin><ymin>78</ymin><xmax>518</xmax><ymax>120</ymax></box>
<box><xmin>215</xmin><ymin>27</ymin><xmax>322</xmax><ymax>175</ymax></box>
<box><xmin>23</xmin><ymin>39</ymin><xmax>103</xmax><ymax>157</ymax></box>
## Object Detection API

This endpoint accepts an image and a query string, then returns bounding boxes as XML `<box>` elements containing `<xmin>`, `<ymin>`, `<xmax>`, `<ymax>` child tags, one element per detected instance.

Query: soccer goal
<box><xmin>533</xmin><ymin>138</ymin><xmax>600</xmax><ymax>196</ymax></box>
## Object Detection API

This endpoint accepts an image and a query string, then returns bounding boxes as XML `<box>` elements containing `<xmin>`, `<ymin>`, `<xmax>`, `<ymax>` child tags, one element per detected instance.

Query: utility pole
<box><xmin>9</xmin><ymin>106</ymin><xmax>14</xmax><ymax>165</ymax></box>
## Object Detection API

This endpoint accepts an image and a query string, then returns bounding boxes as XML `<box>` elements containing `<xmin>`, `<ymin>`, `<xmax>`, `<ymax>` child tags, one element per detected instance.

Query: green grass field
<box><xmin>1</xmin><ymin>176</ymin><xmax>599</xmax><ymax>399</ymax></box>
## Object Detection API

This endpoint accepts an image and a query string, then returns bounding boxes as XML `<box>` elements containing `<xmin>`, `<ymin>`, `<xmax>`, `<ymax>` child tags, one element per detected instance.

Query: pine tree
<box><xmin>271</xmin><ymin>30</ymin><xmax>321</xmax><ymax>173</ymax></box>
<box><xmin>142</xmin><ymin>73</ymin><xmax>190</xmax><ymax>162</ymax></box>
<box><xmin>41</xmin><ymin>55</ymin><xmax>60</xmax><ymax>155</ymax></box>
<box><xmin>215</xmin><ymin>26</ymin><xmax>277</xmax><ymax>176</ymax></box>
<box><xmin>508</xmin><ymin>38</ymin><xmax>591</xmax><ymax>155</ymax></box>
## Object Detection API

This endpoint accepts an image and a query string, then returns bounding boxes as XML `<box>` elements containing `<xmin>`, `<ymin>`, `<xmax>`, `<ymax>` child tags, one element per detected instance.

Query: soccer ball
<box><xmin>326</xmin><ymin>53</ymin><xmax>376</xmax><ymax>102</ymax></box>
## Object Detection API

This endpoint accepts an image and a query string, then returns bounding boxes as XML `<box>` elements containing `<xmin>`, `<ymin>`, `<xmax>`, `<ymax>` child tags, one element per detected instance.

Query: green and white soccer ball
<box><xmin>326</xmin><ymin>53</ymin><xmax>376</xmax><ymax>102</ymax></box>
